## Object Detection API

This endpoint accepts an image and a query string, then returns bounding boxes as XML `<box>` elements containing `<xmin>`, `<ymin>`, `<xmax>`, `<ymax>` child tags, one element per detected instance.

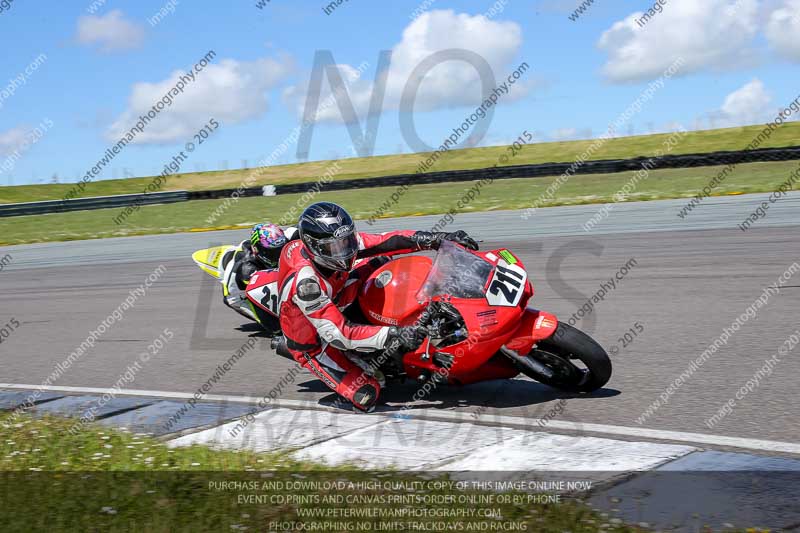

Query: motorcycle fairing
<box><xmin>503</xmin><ymin>309</ymin><xmax>560</xmax><ymax>356</ymax></box>
<box><xmin>245</xmin><ymin>270</ymin><xmax>281</xmax><ymax>317</ymax></box>
<box><xmin>192</xmin><ymin>245</ymin><xmax>237</xmax><ymax>279</ymax></box>
<box><xmin>359</xmin><ymin>255</ymin><xmax>433</xmax><ymax>327</ymax></box>
<box><xmin>359</xmin><ymin>245</ymin><xmax>544</xmax><ymax>383</ymax></box>
<box><xmin>401</xmin><ymin>294</ymin><xmax>523</xmax><ymax>378</ymax></box>
<box><xmin>484</xmin><ymin>258</ymin><xmax>528</xmax><ymax>307</ymax></box>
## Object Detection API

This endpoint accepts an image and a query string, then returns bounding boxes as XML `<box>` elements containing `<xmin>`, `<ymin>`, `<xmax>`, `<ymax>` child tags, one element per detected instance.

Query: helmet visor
<box><xmin>254</xmin><ymin>243</ymin><xmax>282</xmax><ymax>268</ymax></box>
<box><xmin>305</xmin><ymin>231</ymin><xmax>358</xmax><ymax>270</ymax></box>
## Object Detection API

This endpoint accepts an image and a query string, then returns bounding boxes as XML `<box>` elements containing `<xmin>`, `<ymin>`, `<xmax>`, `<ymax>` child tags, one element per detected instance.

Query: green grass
<box><xmin>2</xmin><ymin>122</ymin><xmax>800</xmax><ymax>204</ymax></box>
<box><xmin>0</xmin><ymin>412</ymin><xmax>638</xmax><ymax>532</ymax></box>
<box><xmin>1</xmin><ymin>159</ymin><xmax>797</xmax><ymax>245</ymax></box>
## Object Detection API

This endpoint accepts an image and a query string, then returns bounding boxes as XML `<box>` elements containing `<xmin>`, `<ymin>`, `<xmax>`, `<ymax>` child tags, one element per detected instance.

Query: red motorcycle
<box><xmin>258</xmin><ymin>241</ymin><xmax>611</xmax><ymax>393</ymax></box>
<box><xmin>355</xmin><ymin>241</ymin><xmax>611</xmax><ymax>392</ymax></box>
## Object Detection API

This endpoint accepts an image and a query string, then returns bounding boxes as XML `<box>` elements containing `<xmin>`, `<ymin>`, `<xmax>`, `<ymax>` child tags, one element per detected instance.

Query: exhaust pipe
<box><xmin>499</xmin><ymin>346</ymin><xmax>554</xmax><ymax>379</ymax></box>
<box><xmin>270</xmin><ymin>336</ymin><xmax>294</xmax><ymax>360</ymax></box>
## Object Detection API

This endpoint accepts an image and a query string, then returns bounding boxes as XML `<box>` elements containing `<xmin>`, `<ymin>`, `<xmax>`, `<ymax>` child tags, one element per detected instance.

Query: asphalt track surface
<box><xmin>2</xmin><ymin>192</ymin><xmax>799</xmax><ymax>446</ymax></box>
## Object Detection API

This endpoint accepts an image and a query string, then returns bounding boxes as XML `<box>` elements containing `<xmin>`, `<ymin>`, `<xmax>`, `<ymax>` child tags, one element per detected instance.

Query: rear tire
<box><xmin>522</xmin><ymin>323</ymin><xmax>611</xmax><ymax>392</ymax></box>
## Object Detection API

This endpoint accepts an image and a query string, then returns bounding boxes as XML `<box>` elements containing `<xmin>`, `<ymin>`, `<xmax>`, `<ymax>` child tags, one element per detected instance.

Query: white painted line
<box><xmin>168</xmin><ymin>408</ymin><xmax>383</xmax><ymax>452</ymax></box>
<box><xmin>3</xmin><ymin>383</ymin><xmax>800</xmax><ymax>455</ymax></box>
<box><xmin>409</xmin><ymin>409</ymin><xmax>800</xmax><ymax>456</ymax></box>
<box><xmin>442</xmin><ymin>433</ymin><xmax>695</xmax><ymax>472</ymax></box>
<box><xmin>293</xmin><ymin>419</ymin><xmax>520</xmax><ymax>469</ymax></box>
<box><xmin>0</xmin><ymin>383</ymin><xmax>322</xmax><ymax>410</ymax></box>
<box><xmin>658</xmin><ymin>450</ymin><xmax>800</xmax><ymax>471</ymax></box>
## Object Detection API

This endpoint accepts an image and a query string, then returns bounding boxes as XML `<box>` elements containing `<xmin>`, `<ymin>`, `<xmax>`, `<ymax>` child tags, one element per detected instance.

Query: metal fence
<box><xmin>186</xmin><ymin>145</ymin><xmax>800</xmax><ymax>198</ymax></box>
<box><xmin>2</xmin><ymin>146</ymin><xmax>798</xmax><ymax>218</ymax></box>
<box><xmin>0</xmin><ymin>191</ymin><xmax>189</xmax><ymax>218</ymax></box>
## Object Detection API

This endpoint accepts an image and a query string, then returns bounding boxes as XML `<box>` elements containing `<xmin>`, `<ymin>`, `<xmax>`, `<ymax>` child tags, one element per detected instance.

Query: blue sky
<box><xmin>0</xmin><ymin>0</ymin><xmax>798</xmax><ymax>185</ymax></box>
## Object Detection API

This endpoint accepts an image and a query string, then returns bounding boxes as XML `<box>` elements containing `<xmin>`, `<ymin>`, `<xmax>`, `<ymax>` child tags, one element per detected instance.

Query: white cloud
<box><xmin>287</xmin><ymin>9</ymin><xmax>527</xmax><ymax>123</ymax></box>
<box><xmin>713</xmin><ymin>79</ymin><xmax>773</xmax><ymax>127</ymax></box>
<box><xmin>77</xmin><ymin>10</ymin><xmax>145</xmax><ymax>52</ymax></box>
<box><xmin>597</xmin><ymin>0</ymin><xmax>759</xmax><ymax>83</ymax></box>
<box><xmin>0</xmin><ymin>120</ymin><xmax>53</xmax><ymax>175</ymax></box>
<box><xmin>0</xmin><ymin>126</ymin><xmax>29</xmax><ymax>156</ymax></box>
<box><xmin>765</xmin><ymin>0</ymin><xmax>800</xmax><ymax>60</ymax></box>
<box><xmin>662</xmin><ymin>121</ymin><xmax>686</xmax><ymax>133</ymax></box>
<box><xmin>549</xmin><ymin>127</ymin><xmax>594</xmax><ymax>141</ymax></box>
<box><xmin>282</xmin><ymin>62</ymin><xmax>375</xmax><ymax>123</ymax></box>
<box><xmin>550</xmin><ymin>127</ymin><xmax>579</xmax><ymax>141</ymax></box>
<box><xmin>536</xmin><ymin>0</ymin><xmax>596</xmax><ymax>15</ymax></box>
<box><xmin>107</xmin><ymin>56</ymin><xmax>293</xmax><ymax>144</ymax></box>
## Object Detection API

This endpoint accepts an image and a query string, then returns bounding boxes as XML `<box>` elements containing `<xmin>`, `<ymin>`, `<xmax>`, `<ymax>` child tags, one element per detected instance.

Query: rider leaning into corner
<box><xmin>222</xmin><ymin>222</ymin><xmax>298</xmax><ymax>330</ymax></box>
<box><xmin>277</xmin><ymin>201</ymin><xmax>479</xmax><ymax>412</ymax></box>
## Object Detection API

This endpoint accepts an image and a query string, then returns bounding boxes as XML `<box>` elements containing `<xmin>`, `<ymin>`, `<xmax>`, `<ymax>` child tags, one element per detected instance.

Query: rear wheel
<box><xmin>519</xmin><ymin>323</ymin><xmax>611</xmax><ymax>392</ymax></box>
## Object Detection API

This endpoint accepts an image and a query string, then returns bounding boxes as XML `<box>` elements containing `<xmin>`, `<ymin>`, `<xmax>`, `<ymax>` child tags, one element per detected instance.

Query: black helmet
<box><xmin>298</xmin><ymin>202</ymin><xmax>358</xmax><ymax>272</ymax></box>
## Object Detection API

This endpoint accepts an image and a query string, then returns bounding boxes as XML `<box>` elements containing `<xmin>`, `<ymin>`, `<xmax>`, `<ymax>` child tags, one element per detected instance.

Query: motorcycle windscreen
<box><xmin>416</xmin><ymin>241</ymin><xmax>493</xmax><ymax>301</ymax></box>
<box><xmin>192</xmin><ymin>245</ymin><xmax>236</xmax><ymax>279</ymax></box>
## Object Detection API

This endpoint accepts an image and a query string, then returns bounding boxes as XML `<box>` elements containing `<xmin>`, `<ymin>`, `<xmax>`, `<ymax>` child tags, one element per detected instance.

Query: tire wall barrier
<box><xmin>0</xmin><ymin>191</ymin><xmax>189</xmax><ymax>218</ymax></box>
<box><xmin>186</xmin><ymin>145</ymin><xmax>800</xmax><ymax>199</ymax></box>
<box><xmin>2</xmin><ymin>146</ymin><xmax>799</xmax><ymax>218</ymax></box>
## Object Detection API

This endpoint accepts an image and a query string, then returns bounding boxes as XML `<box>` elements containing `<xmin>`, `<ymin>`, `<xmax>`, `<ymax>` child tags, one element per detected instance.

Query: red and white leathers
<box><xmin>277</xmin><ymin>230</ymin><xmax>423</xmax><ymax>411</ymax></box>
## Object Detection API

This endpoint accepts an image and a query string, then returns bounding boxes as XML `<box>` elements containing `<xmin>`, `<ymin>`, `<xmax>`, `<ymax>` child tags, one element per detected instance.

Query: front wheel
<box><xmin>519</xmin><ymin>323</ymin><xmax>612</xmax><ymax>392</ymax></box>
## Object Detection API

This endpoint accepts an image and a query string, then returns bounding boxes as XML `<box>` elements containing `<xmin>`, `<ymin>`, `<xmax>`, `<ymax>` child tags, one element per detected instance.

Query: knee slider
<box><xmin>352</xmin><ymin>384</ymin><xmax>379</xmax><ymax>411</ymax></box>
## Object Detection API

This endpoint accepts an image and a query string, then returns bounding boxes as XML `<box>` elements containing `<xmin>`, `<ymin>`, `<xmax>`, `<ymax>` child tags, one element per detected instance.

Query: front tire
<box><xmin>521</xmin><ymin>323</ymin><xmax>612</xmax><ymax>392</ymax></box>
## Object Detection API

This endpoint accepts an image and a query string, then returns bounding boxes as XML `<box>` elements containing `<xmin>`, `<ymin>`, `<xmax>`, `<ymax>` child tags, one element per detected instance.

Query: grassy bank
<box><xmin>0</xmin><ymin>412</ymin><xmax>635</xmax><ymax>532</ymax></box>
<box><xmin>1</xmin><ymin>159</ymin><xmax>796</xmax><ymax>245</ymax></box>
<box><xmin>2</xmin><ymin>122</ymin><xmax>800</xmax><ymax>205</ymax></box>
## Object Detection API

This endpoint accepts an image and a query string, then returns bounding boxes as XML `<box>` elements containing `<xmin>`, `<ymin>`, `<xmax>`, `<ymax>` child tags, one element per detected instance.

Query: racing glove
<box><xmin>384</xmin><ymin>326</ymin><xmax>427</xmax><ymax>371</ymax></box>
<box><xmin>412</xmin><ymin>230</ymin><xmax>479</xmax><ymax>251</ymax></box>
<box><xmin>384</xmin><ymin>326</ymin><xmax>427</xmax><ymax>356</ymax></box>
